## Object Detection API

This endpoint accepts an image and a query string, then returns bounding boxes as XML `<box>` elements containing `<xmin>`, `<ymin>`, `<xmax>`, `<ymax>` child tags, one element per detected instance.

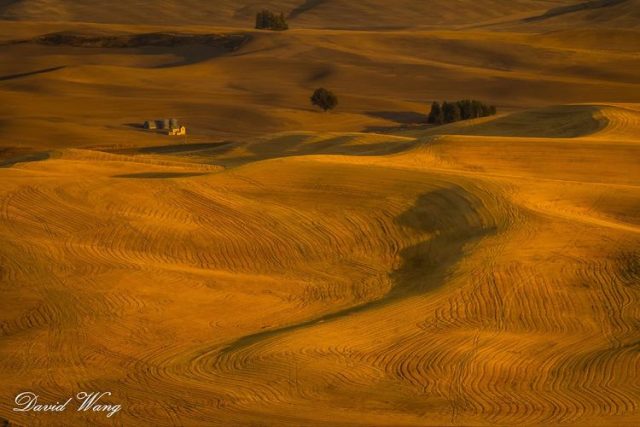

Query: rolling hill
<box><xmin>0</xmin><ymin>1</ymin><xmax>639</xmax><ymax>426</ymax></box>
<box><xmin>1</xmin><ymin>103</ymin><xmax>639</xmax><ymax>426</ymax></box>
<box><xmin>0</xmin><ymin>0</ymin><xmax>589</xmax><ymax>27</ymax></box>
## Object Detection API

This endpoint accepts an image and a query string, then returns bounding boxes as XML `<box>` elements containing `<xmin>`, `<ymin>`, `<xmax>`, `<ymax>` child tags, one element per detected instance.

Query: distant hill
<box><xmin>499</xmin><ymin>0</ymin><xmax>640</xmax><ymax>30</ymax></box>
<box><xmin>0</xmin><ymin>0</ymin><xmax>590</xmax><ymax>28</ymax></box>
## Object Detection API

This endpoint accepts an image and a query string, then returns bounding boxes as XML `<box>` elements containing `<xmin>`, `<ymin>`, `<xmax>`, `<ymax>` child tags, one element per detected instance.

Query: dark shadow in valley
<box><xmin>103</xmin><ymin>135</ymin><xmax>415</xmax><ymax>169</ymax></box>
<box><xmin>109</xmin><ymin>141</ymin><xmax>236</xmax><ymax>156</ymax></box>
<box><xmin>307</xmin><ymin>65</ymin><xmax>335</xmax><ymax>83</ymax></box>
<box><xmin>218</xmin><ymin>185</ymin><xmax>498</xmax><ymax>355</ymax></box>
<box><xmin>426</xmin><ymin>105</ymin><xmax>608</xmax><ymax>138</ymax></box>
<box><xmin>364</xmin><ymin>124</ymin><xmax>431</xmax><ymax>133</ymax></box>
<box><xmin>366</xmin><ymin>111</ymin><xmax>428</xmax><ymax>125</ymax></box>
<box><xmin>138</xmin><ymin>141</ymin><xmax>236</xmax><ymax>155</ymax></box>
<box><xmin>289</xmin><ymin>0</ymin><xmax>328</xmax><ymax>19</ymax></box>
<box><xmin>523</xmin><ymin>0</ymin><xmax>627</xmax><ymax>22</ymax></box>
<box><xmin>363</xmin><ymin>110</ymin><xmax>431</xmax><ymax>134</ymax></box>
<box><xmin>0</xmin><ymin>66</ymin><xmax>66</xmax><ymax>82</ymax></box>
<box><xmin>0</xmin><ymin>151</ymin><xmax>50</xmax><ymax>167</ymax></box>
<box><xmin>113</xmin><ymin>172</ymin><xmax>209</xmax><ymax>179</ymax></box>
<box><xmin>26</xmin><ymin>32</ymin><xmax>252</xmax><ymax>68</ymax></box>
<box><xmin>125</xmin><ymin>123</ymin><xmax>146</xmax><ymax>130</ymax></box>
<box><xmin>199</xmin><ymin>134</ymin><xmax>418</xmax><ymax>168</ymax></box>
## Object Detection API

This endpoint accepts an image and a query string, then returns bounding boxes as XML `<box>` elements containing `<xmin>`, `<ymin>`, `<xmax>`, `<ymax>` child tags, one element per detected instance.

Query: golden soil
<box><xmin>0</xmin><ymin>1</ymin><xmax>639</xmax><ymax>426</ymax></box>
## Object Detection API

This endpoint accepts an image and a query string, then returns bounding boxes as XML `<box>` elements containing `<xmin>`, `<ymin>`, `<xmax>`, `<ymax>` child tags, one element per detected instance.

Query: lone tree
<box><xmin>255</xmin><ymin>10</ymin><xmax>289</xmax><ymax>31</ymax></box>
<box><xmin>311</xmin><ymin>88</ymin><xmax>338</xmax><ymax>112</ymax></box>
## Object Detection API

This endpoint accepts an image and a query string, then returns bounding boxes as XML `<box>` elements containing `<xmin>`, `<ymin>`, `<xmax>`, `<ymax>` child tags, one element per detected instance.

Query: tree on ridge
<box><xmin>311</xmin><ymin>88</ymin><xmax>338</xmax><ymax>112</ymax></box>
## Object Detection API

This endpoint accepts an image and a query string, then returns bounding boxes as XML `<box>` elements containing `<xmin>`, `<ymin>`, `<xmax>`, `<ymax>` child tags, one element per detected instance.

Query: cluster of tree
<box><xmin>255</xmin><ymin>10</ymin><xmax>289</xmax><ymax>31</ymax></box>
<box><xmin>428</xmin><ymin>100</ymin><xmax>497</xmax><ymax>125</ymax></box>
<box><xmin>311</xmin><ymin>88</ymin><xmax>338</xmax><ymax>112</ymax></box>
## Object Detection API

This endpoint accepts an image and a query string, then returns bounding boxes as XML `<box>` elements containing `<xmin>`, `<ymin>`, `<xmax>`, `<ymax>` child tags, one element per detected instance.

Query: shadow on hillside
<box><xmin>366</xmin><ymin>111</ymin><xmax>428</xmax><ymax>125</ymax></box>
<box><xmin>0</xmin><ymin>151</ymin><xmax>50</xmax><ymax>167</ymax></box>
<box><xmin>124</xmin><ymin>123</ymin><xmax>147</xmax><ymax>130</ymax></box>
<box><xmin>107</xmin><ymin>135</ymin><xmax>416</xmax><ymax>168</ymax></box>
<box><xmin>152</xmin><ymin>45</ymin><xmax>241</xmax><ymax>68</ymax></box>
<box><xmin>217</xmin><ymin>185</ymin><xmax>498</xmax><ymax>355</ymax></box>
<box><xmin>364</xmin><ymin>123</ymin><xmax>431</xmax><ymax>134</ymax></box>
<box><xmin>0</xmin><ymin>65</ymin><xmax>66</xmax><ymax>82</ymax></box>
<box><xmin>26</xmin><ymin>32</ymin><xmax>251</xmax><ymax>68</ymax></box>
<box><xmin>423</xmin><ymin>105</ymin><xmax>608</xmax><ymax>138</ymax></box>
<box><xmin>289</xmin><ymin>0</ymin><xmax>328</xmax><ymax>19</ymax></box>
<box><xmin>113</xmin><ymin>172</ymin><xmax>209</xmax><ymax>179</ymax></box>
<box><xmin>523</xmin><ymin>0</ymin><xmax>626</xmax><ymax>23</ymax></box>
<box><xmin>363</xmin><ymin>110</ymin><xmax>431</xmax><ymax>134</ymax></box>
<box><xmin>307</xmin><ymin>65</ymin><xmax>335</xmax><ymax>83</ymax></box>
<box><xmin>221</xmin><ymin>134</ymin><xmax>417</xmax><ymax>167</ymax></box>
<box><xmin>108</xmin><ymin>141</ymin><xmax>236</xmax><ymax>156</ymax></box>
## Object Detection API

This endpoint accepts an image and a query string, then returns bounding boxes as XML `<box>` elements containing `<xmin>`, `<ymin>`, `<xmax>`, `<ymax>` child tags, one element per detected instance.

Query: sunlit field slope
<box><xmin>1</xmin><ymin>103</ymin><xmax>639</xmax><ymax>426</ymax></box>
<box><xmin>1</xmin><ymin>1</ymin><xmax>639</xmax><ymax>426</ymax></box>
<box><xmin>0</xmin><ymin>0</ymin><xmax>580</xmax><ymax>28</ymax></box>
<box><xmin>1</xmin><ymin>21</ymin><xmax>639</xmax><ymax>148</ymax></box>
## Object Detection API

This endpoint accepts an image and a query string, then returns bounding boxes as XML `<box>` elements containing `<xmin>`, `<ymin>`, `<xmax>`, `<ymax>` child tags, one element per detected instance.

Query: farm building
<box><xmin>142</xmin><ymin>118</ymin><xmax>186</xmax><ymax>136</ymax></box>
<box><xmin>169</xmin><ymin>126</ymin><xmax>187</xmax><ymax>136</ymax></box>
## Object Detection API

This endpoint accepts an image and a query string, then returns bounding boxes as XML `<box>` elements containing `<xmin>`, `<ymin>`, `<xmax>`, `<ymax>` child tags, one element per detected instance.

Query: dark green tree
<box><xmin>428</xmin><ymin>101</ymin><xmax>444</xmax><ymax>125</ymax></box>
<box><xmin>274</xmin><ymin>12</ymin><xmax>289</xmax><ymax>30</ymax></box>
<box><xmin>428</xmin><ymin>99</ymin><xmax>496</xmax><ymax>125</ymax></box>
<box><xmin>472</xmin><ymin>100</ymin><xmax>484</xmax><ymax>118</ymax></box>
<box><xmin>255</xmin><ymin>10</ymin><xmax>266</xmax><ymax>29</ymax></box>
<box><xmin>255</xmin><ymin>10</ymin><xmax>289</xmax><ymax>31</ymax></box>
<box><xmin>311</xmin><ymin>88</ymin><xmax>338</xmax><ymax>112</ymax></box>
<box><xmin>457</xmin><ymin>100</ymin><xmax>473</xmax><ymax>120</ymax></box>
<box><xmin>442</xmin><ymin>101</ymin><xmax>461</xmax><ymax>123</ymax></box>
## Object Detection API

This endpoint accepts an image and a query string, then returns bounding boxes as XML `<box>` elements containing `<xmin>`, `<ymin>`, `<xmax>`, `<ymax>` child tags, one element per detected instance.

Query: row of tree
<box><xmin>255</xmin><ymin>10</ymin><xmax>289</xmax><ymax>31</ymax></box>
<box><xmin>428</xmin><ymin>100</ymin><xmax>497</xmax><ymax>125</ymax></box>
<box><xmin>253</xmin><ymin>13</ymin><xmax>495</xmax><ymax>121</ymax></box>
<box><xmin>306</xmin><ymin>91</ymin><xmax>498</xmax><ymax>120</ymax></box>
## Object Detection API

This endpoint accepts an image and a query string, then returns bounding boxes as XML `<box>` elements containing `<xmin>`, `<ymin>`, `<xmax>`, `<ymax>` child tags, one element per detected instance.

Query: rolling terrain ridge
<box><xmin>0</xmin><ymin>0</ymin><xmax>584</xmax><ymax>28</ymax></box>
<box><xmin>0</xmin><ymin>1</ymin><xmax>639</xmax><ymax>426</ymax></box>
<box><xmin>1</xmin><ymin>104</ymin><xmax>639</xmax><ymax>426</ymax></box>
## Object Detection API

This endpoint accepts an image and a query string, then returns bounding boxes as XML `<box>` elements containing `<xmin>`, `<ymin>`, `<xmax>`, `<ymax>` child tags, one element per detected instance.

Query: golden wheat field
<box><xmin>1</xmin><ymin>1</ymin><xmax>639</xmax><ymax>426</ymax></box>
